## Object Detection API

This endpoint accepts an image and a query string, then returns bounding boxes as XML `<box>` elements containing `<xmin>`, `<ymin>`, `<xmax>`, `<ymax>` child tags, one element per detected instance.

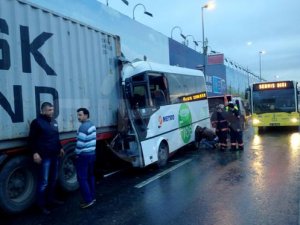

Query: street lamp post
<box><xmin>259</xmin><ymin>50</ymin><xmax>265</xmax><ymax>81</ymax></box>
<box><xmin>246</xmin><ymin>67</ymin><xmax>250</xmax><ymax>87</ymax></box>
<box><xmin>170</xmin><ymin>26</ymin><xmax>186</xmax><ymax>41</ymax></box>
<box><xmin>106</xmin><ymin>0</ymin><xmax>129</xmax><ymax>6</ymax></box>
<box><xmin>133</xmin><ymin>3</ymin><xmax>153</xmax><ymax>20</ymax></box>
<box><xmin>201</xmin><ymin>6</ymin><xmax>207</xmax><ymax>56</ymax></box>
<box><xmin>185</xmin><ymin>35</ymin><xmax>198</xmax><ymax>50</ymax></box>
<box><xmin>201</xmin><ymin>2</ymin><xmax>215</xmax><ymax>75</ymax></box>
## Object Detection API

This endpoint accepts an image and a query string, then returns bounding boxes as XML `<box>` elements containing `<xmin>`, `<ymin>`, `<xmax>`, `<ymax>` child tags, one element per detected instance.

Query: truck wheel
<box><xmin>0</xmin><ymin>156</ymin><xmax>36</xmax><ymax>214</ymax></box>
<box><xmin>157</xmin><ymin>141</ymin><xmax>169</xmax><ymax>167</ymax></box>
<box><xmin>58</xmin><ymin>145</ymin><xmax>79</xmax><ymax>191</ymax></box>
<box><xmin>257</xmin><ymin>127</ymin><xmax>262</xmax><ymax>134</ymax></box>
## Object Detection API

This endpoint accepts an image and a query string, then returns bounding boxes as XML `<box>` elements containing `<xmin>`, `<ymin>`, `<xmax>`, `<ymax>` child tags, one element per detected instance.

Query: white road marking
<box><xmin>134</xmin><ymin>159</ymin><xmax>193</xmax><ymax>188</ymax></box>
<box><xmin>169</xmin><ymin>159</ymin><xmax>180</xmax><ymax>163</ymax></box>
<box><xmin>103</xmin><ymin>170</ymin><xmax>122</xmax><ymax>178</ymax></box>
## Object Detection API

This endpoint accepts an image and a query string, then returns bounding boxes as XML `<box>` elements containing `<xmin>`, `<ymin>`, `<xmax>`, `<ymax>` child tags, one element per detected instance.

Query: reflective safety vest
<box><xmin>225</xmin><ymin>105</ymin><xmax>239</xmax><ymax>112</ymax></box>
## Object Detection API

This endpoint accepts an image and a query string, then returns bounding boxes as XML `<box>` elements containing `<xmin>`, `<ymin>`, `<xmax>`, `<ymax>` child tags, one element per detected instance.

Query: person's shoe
<box><xmin>80</xmin><ymin>200</ymin><xmax>95</xmax><ymax>209</ymax></box>
<box><xmin>80</xmin><ymin>199</ymin><xmax>96</xmax><ymax>208</ymax></box>
<box><xmin>80</xmin><ymin>199</ymin><xmax>96</xmax><ymax>207</ymax></box>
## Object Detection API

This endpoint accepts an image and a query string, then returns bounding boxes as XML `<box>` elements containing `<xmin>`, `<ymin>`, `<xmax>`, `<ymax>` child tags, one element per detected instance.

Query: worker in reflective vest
<box><xmin>225</xmin><ymin>102</ymin><xmax>244</xmax><ymax>151</ymax></box>
<box><xmin>211</xmin><ymin>104</ymin><xmax>229</xmax><ymax>151</ymax></box>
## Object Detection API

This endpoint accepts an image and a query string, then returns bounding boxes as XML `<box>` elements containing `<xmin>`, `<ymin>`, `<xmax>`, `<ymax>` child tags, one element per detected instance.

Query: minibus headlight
<box><xmin>291</xmin><ymin>118</ymin><xmax>299</xmax><ymax>123</ymax></box>
<box><xmin>253</xmin><ymin>118</ymin><xmax>260</xmax><ymax>125</ymax></box>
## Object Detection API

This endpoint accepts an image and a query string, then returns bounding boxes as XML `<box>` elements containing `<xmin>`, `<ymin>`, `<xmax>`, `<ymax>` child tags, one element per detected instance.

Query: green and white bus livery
<box><xmin>110</xmin><ymin>61</ymin><xmax>210</xmax><ymax>167</ymax></box>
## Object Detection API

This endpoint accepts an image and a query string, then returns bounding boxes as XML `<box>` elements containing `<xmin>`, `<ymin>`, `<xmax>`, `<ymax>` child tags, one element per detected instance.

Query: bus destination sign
<box><xmin>253</xmin><ymin>81</ymin><xmax>293</xmax><ymax>91</ymax></box>
<box><xmin>181</xmin><ymin>92</ymin><xmax>207</xmax><ymax>102</ymax></box>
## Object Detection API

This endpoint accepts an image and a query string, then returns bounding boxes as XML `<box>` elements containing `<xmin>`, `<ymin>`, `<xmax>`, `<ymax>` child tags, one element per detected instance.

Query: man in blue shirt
<box><xmin>75</xmin><ymin>108</ymin><xmax>97</xmax><ymax>209</ymax></box>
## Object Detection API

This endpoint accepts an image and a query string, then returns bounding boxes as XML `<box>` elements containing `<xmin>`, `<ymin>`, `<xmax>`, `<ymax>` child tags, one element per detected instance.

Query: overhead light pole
<box><xmin>133</xmin><ymin>3</ymin><xmax>153</xmax><ymax>20</ymax></box>
<box><xmin>106</xmin><ymin>0</ymin><xmax>129</xmax><ymax>6</ymax></box>
<box><xmin>170</xmin><ymin>26</ymin><xmax>186</xmax><ymax>42</ymax></box>
<box><xmin>259</xmin><ymin>50</ymin><xmax>266</xmax><ymax>81</ymax></box>
<box><xmin>201</xmin><ymin>2</ymin><xmax>215</xmax><ymax>75</ymax></box>
<box><xmin>185</xmin><ymin>35</ymin><xmax>199</xmax><ymax>50</ymax></box>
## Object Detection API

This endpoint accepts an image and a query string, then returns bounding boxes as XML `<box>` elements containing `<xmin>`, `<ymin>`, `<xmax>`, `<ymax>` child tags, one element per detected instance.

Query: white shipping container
<box><xmin>0</xmin><ymin>0</ymin><xmax>121</xmax><ymax>148</ymax></box>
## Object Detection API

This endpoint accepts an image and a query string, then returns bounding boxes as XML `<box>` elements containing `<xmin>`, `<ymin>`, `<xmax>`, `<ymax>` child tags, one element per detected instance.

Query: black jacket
<box><xmin>211</xmin><ymin>111</ymin><xmax>228</xmax><ymax>132</ymax></box>
<box><xmin>225</xmin><ymin>108</ymin><xmax>242</xmax><ymax>131</ymax></box>
<box><xmin>29</xmin><ymin>114</ymin><xmax>62</xmax><ymax>158</ymax></box>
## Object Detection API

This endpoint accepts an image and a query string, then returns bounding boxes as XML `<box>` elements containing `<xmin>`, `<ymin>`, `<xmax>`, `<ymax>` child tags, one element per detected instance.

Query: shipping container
<box><xmin>0</xmin><ymin>0</ymin><xmax>120</xmax><ymax>148</ymax></box>
<box><xmin>0</xmin><ymin>0</ymin><xmax>121</xmax><ymax>213</ymax></box>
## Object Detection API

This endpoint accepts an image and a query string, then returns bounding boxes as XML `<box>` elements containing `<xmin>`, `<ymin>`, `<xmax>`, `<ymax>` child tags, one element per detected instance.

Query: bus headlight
<box><xmin>253</xmin><ymin>118</ymin><xmax>260</xmax><ymax>125</ymax></box>
<box><xmin>291</xmin><ymin>118</ymin><xmax>299</xmax><ymax>123</ymax></box>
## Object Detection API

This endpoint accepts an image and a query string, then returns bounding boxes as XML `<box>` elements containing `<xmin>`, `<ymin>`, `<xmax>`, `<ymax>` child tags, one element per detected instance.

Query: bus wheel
<box><xmin>0</xmin><ymin>156</ymin><xmax>36</xmax><ymax>214</ymax></box>
<box><xmin>58</xmin><ymin>145</ymin><xmax>79</xmax><ymax>191</ymax></box>
<box><xmin>194</xmin><ymin>126</ymin><xmax>202</xmax><ymax>150</ymax></box>
<box><xmin>257</xmin><ymin>127</ymin><xmax>262</xmax><ymax>134</ymax></box>
<box><xmin>157</xmin><ymin>141</ymin><xmax>169</xmax><ymax>167</ymax></box>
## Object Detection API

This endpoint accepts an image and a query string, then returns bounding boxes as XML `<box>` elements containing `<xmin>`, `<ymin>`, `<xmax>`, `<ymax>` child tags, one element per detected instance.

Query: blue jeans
<box><xmin>76</xmin><ymin>154</ymin><xmax>96</xmax><ymax>203</ymax></box>
<box><xmin>36</xmin><ymin>156</ymin><xmax>59</xmax><ymax>207</ymax></box>
<box><xmin>200</xmin><ymin>139</ymin><xmax>217</xmax><ymax>149</ymax></box>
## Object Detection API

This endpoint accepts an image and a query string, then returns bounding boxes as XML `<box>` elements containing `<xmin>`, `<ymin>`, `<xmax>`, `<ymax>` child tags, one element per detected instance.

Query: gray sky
<box><xmin>100</xmin><ymin>0</ymin><xmax>300</xmax><ymax>82</ymax></box>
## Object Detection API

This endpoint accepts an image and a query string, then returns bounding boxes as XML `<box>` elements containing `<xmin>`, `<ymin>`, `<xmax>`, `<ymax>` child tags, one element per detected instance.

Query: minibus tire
<box><xmin>157</xmin><ymin>141</ymin><xmax>169</xmax><ymax>167</ymax></box>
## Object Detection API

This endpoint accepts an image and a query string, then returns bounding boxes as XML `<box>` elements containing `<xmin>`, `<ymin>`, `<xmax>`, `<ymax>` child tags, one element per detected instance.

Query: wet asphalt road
<box><xmin>2</xmin><ymin>126</ymin><xmax>300</xmax><ymax>225</ymax></box>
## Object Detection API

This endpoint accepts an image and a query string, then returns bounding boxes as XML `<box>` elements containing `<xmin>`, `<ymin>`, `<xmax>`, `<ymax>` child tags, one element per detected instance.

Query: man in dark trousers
<box><xmin>211</xmin><ymin>104</ymin><xmax>229</xmax><ymax>151</ymax></box>
<box><xmin>29</xmin><ymin>102</ymin><xmax>64</xmax><ymax>214</ymax></box>
<box><xmin>75</xmin><ymin>108</ymin><xmax>97</xmax><ymax>209</ymax></box>
<box><xmin>226</xmin><ymin>102</ymin><xmax>244</xmax><ymax>151</ymax></box>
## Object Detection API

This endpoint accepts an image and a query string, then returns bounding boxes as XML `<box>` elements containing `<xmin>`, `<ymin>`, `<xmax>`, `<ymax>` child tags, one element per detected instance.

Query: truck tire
<box><xmin>157</xmin><ymin>141</ymin><xmax>169</xmax><ymax>168</ymax></box>
<box><xmin>58</xmin><ymin>145</ymin><xmax>79</xmax><ymax>191</ymax></box>
<box><xmin>0</xmin><ymin>156</ymin><xmax>36</xmax><ymax>214</ymax></box>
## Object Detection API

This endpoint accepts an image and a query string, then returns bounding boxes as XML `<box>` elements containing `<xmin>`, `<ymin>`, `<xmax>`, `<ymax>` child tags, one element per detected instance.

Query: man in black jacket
<box><xmin>29</xmin><ymin>102</ymin><xmax>64</xmax><ymax>214</ymax></box>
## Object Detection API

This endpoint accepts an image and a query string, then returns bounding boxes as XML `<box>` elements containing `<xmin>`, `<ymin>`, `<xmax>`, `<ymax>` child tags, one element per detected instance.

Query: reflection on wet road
<box><xmin>3</xmin><ymin>127</ymin><xmax>300</xmax><ymax>225</ymax></box>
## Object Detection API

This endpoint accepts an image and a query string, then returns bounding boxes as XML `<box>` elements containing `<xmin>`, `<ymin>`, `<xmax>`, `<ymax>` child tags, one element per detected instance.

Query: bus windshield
<box><xmin>253</xmin><ymin>89</ymin><xmax>295</xmax><ymax>114</ymax></box>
